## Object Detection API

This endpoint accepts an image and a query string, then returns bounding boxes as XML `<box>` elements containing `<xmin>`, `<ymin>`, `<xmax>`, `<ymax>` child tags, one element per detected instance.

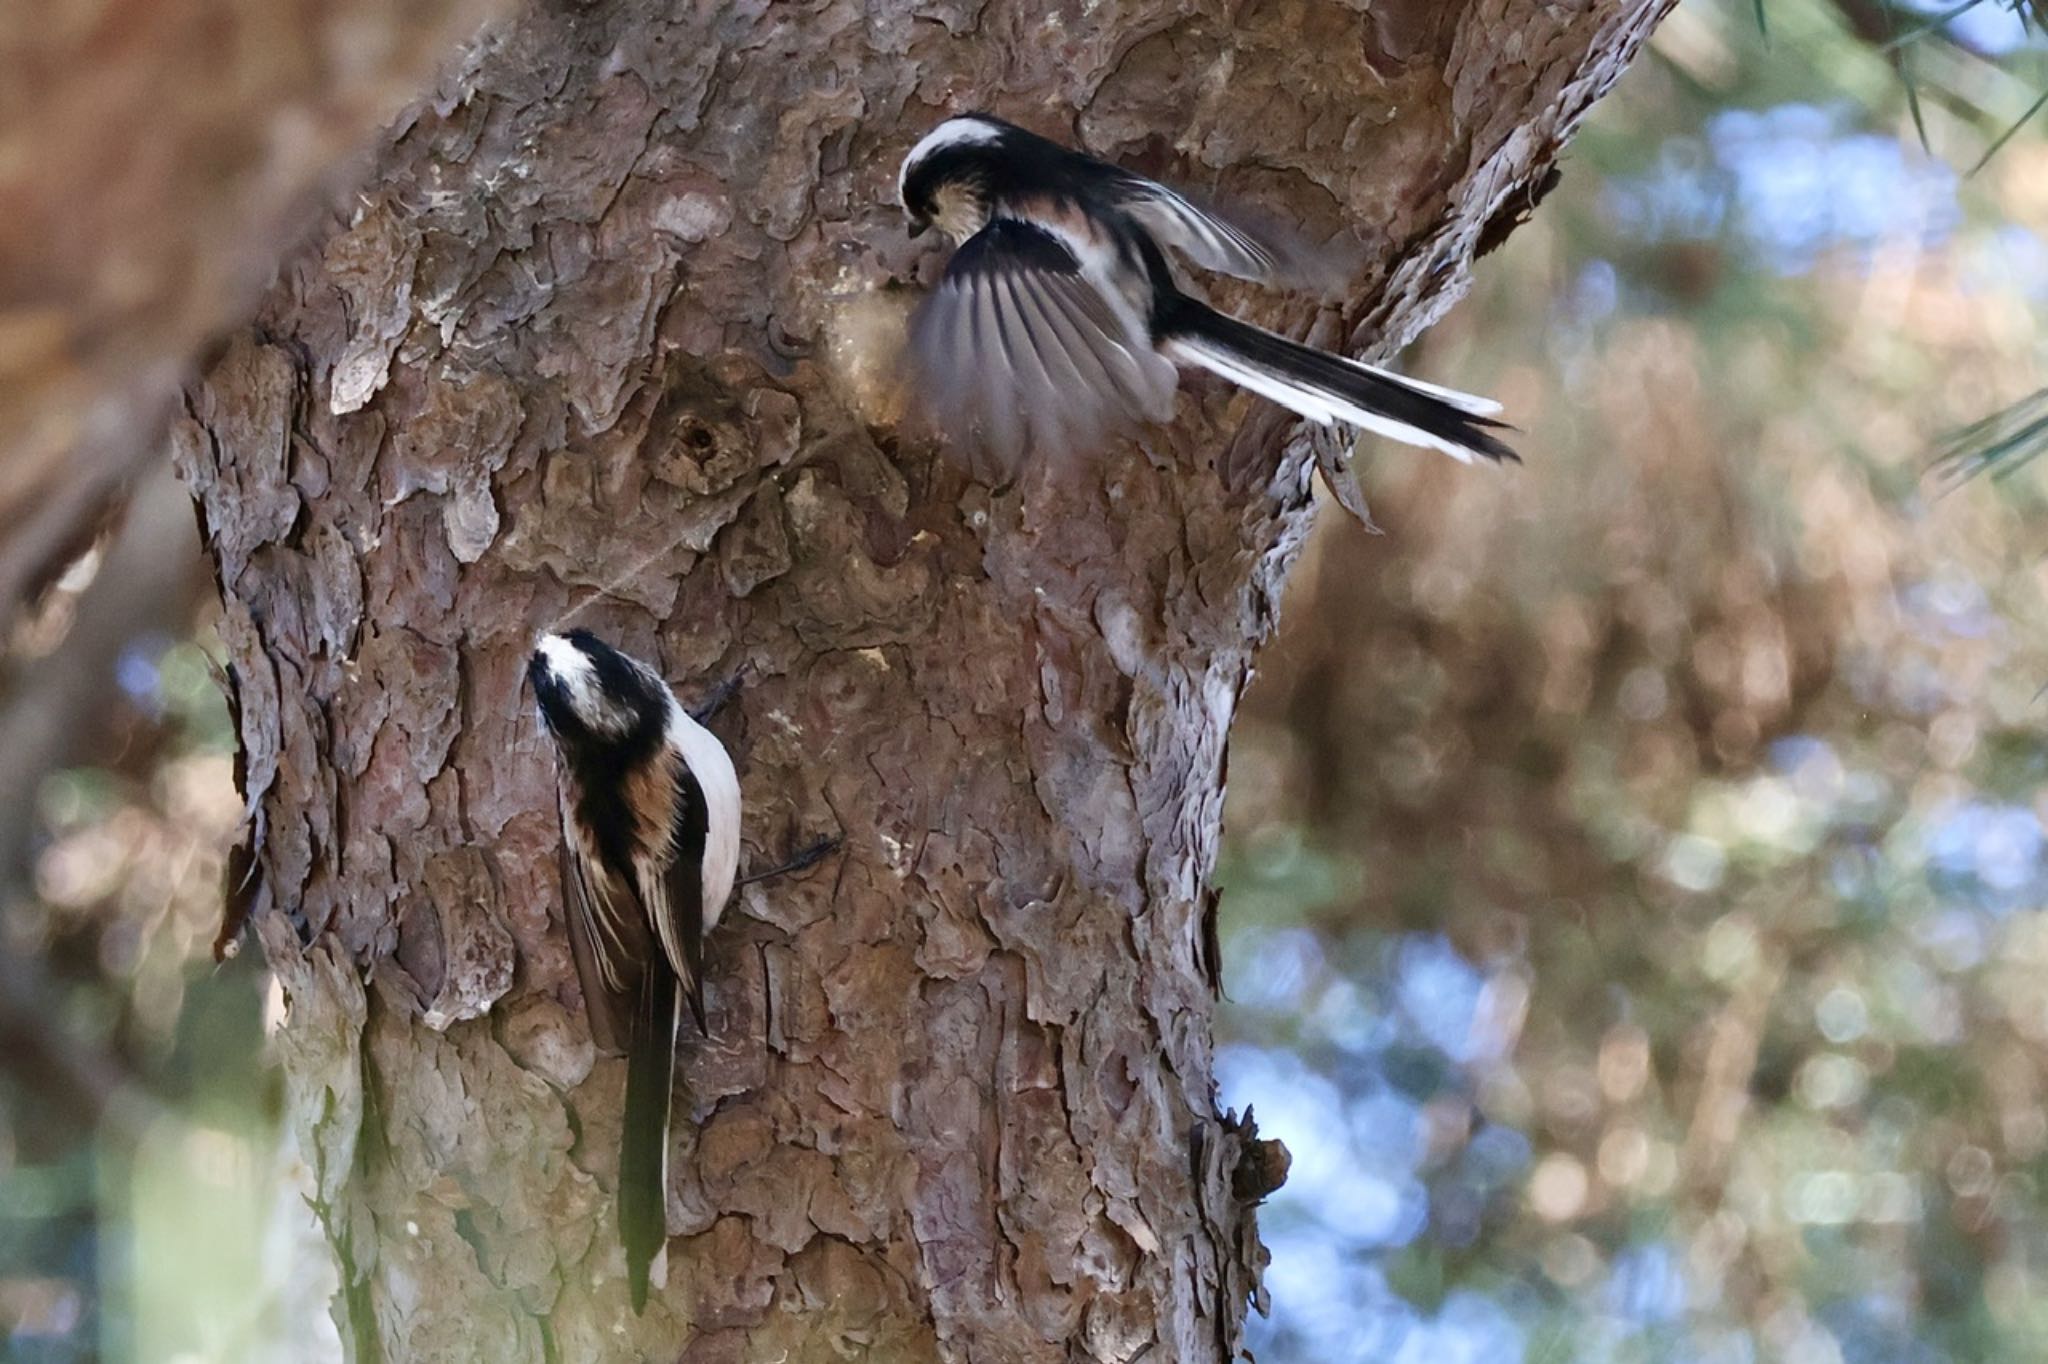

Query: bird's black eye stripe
<box><xmin>907</xmin><ymin>145</ymin><xmax>993</xmax><ymax>204</ymax></box>
<box><xmin>556</xmin><ymin>630</ymin><xmax>666</xmax><ymax>717</ymax></box>
<box><xmin>527</xmin><ymin>657</ymin><xmax>582</xmax><ymax>739</ymax></box>
<box><xmin>592</xmin><ymin>651</ymin><xmax>645</xmax><ymax>707</ymax></box>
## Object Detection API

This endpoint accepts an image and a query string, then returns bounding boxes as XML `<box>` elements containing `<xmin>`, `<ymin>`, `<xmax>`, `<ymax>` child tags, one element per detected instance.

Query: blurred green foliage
<box><xmin>1223</xmin><ymin>3</ymin><xmax>2048</xmax><ymax>1362</ymax></box>
<box><xmin>0</xmin><ymin>623</ymin><xmax>329</xmax><ymax>1363</ymax></box>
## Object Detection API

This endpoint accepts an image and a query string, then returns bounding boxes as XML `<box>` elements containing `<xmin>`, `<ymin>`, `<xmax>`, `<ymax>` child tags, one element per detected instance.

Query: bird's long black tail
<box><xmin>1154</xmin><ymin>295</ymin><xmax>1517</xmax><ymax>463</ymax></box>
<box><xmin>621</xmin><ymin>967</ymin><xmax>678</xmax><ymax>1314</ymax></box>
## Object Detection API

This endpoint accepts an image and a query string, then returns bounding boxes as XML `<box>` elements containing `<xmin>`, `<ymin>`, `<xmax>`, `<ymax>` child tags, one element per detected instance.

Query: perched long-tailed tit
<box><xmin>528</xmin><ymin>629</ymin><xmax>740</xmax><ymax>1313</ymax></box>
<box><xmin>898</xmin><ymin>113</ymin><xmax>1516</xmax><ymax>473</ymax></box>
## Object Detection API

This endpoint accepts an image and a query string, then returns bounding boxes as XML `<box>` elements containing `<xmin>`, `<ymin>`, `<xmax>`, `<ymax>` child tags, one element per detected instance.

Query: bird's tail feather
<box><xmin>621</xmin><ymin>969</ymin><xmax>678</xmax><ymax>1314</ymax></box>
<box><xmin>1156</xmin><ymin>299</ymin><xmax>1516</xmax><ymax>464</ymax></box>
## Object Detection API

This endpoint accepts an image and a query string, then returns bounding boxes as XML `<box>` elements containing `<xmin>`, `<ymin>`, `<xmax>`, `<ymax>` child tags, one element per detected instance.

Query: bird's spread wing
<box><xmin>910</xmin><ymin>217</ymin><xmax>1176</xmax><ymax>476</ymax></box>
<box><xmin>1109</xmin><ymin>175</ymin><xmax>1353</xmax><ymax>296</ymax></box>
<box><xmin>639</xmin><ymin>763</ymin><xmax>710</xmax><ymax>1036</ymax></box>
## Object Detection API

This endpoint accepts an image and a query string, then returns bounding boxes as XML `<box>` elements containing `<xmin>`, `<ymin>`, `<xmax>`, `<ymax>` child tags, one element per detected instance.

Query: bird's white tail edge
<box><xmin>1161</xmin><ymin>333</ymin><xmax>1501</xmax><ymax>463</ymax></box>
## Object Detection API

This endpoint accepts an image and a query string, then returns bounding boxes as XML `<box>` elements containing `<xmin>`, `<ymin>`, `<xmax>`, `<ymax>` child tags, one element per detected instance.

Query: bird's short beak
<box><xmin>907</xmin><ymin>219</ymin><xmax>928</xmax><ymax>239</ymax></box>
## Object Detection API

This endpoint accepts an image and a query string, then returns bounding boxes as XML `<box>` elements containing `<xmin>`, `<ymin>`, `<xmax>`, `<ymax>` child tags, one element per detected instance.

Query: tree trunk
<box><xmin>178</xmin><ymin>1</ymin><xmax>1674</xmax><ymax>1358</ymax></box>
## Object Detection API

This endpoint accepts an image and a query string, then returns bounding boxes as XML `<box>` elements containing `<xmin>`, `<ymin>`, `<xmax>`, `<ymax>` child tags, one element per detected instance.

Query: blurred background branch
<box><xmin>0</xmin><ymin>0</ymin><xmax>506</xmax><ymax>630</ymax></box>
<box><xmin>0</xmin><ymin>457</ymin><xmax>202</xmax><ymax>1144</ymax></box>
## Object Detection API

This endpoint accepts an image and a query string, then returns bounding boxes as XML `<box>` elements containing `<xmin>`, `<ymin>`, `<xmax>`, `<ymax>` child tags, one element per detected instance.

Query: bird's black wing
<box><xmin>630</xmin><ymin>753</ymin><xmax>712</xmax><ymax>1032</ymax></box>
<box><xmin>910</xmin><ymin>217</ymin><xmax>1177</xmax><ymax>477</ymax></box>
<box><xmin>1105</xmin><ymin>173</ymin><xmax>1354</xmax><ymax>296</ymax></box>
<box><xmin>638</xmin><ymin>762</ymin><xmax>711</xmax><ymax>1037</ymax></box>
<box><xmin>560</xmin><ymin>798</ymin><xmax>641</xmax><ymax>1056</ymax></box>
<box><xmin>551</xmin><ymin>768</ymin><xmax>685</xmax><ymax>1314</ymax></box>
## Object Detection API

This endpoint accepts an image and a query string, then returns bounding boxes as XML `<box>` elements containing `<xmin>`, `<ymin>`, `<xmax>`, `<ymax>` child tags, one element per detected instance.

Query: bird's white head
<box><xmin>530</xmin><ymin>630</ymin><xmax>648</xmax><ymax>741</ymax></box>
<box><xmin>899</xmin><ymin>113</ymin><xmax>1007</xmax><ymax>242</ymax></box>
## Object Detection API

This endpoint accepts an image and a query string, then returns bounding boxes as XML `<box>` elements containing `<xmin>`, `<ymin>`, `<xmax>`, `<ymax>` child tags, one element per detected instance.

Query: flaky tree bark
<box><xmin>177</xmin><ymin>1</ymin><xmax>1673</xmax><ymax>1359</ymax></box>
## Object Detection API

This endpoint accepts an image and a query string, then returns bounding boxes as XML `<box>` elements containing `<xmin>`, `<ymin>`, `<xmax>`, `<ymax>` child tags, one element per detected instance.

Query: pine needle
<box><xmin>1970</xmin><ymin>82</ymin><xmax>2048</xmax><ymax>174</ymax></box>
<box><xmin>1931</xmin><ymin>388</ymin><xmax>2048</xmax><ymax>489</ymax></box>
<box><xmin>1878</xmin><ymin>0</ymin><xmax>1984</xmax><ymax>53</ymax></box>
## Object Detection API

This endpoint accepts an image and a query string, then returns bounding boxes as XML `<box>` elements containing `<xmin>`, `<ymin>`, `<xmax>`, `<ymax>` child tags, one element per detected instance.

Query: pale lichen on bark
<box><xmin>172</xmin><ymin>0</ymin><xmax>1677</xmax><ymax>1359</ymax></box>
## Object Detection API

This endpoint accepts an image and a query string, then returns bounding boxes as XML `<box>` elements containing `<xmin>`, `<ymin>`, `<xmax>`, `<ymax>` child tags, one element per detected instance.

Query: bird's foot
<box><xmin>689</xmin><ymin>665</ymin><xmax>751</xmax><ymax>724</ymax></box>
<box><xmin>738</xmin><ymin>835</ymin><xmax>842</xmax><ymax>887</ymax></box>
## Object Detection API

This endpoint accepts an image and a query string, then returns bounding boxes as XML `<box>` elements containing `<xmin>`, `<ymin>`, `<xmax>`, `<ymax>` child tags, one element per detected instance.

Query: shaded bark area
<box><xmin>179</xmin><ymin>0</ymin><xmax>1673</xmax><ymax>1359</ymax></box>
<box><xmin>0</xmin><ymin>0</ymin><xmax>504</xmax><ymax>622</ymax></box>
